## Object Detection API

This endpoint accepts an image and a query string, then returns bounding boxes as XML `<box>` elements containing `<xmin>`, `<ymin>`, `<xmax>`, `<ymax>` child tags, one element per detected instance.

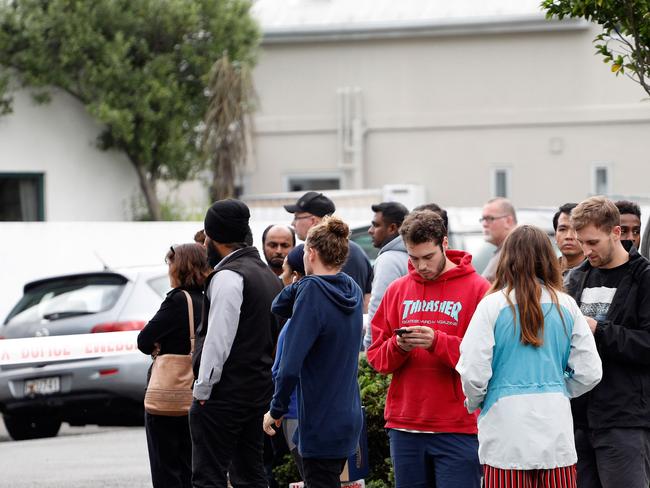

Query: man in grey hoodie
<box><xmin>363</xmin><ymin>201</ymin><xmax>410</xmax><ymax>350</ymax></box>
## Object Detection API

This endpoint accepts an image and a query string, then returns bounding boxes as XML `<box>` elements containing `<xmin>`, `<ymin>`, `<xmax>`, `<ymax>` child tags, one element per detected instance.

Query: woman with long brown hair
<box><xmin>137</xmin><ymin>243</ymin><xmax>211</xmax><ymax>488</ymax></box>
<box><xmin>457</xmin><ymin>225</ymin><xmax>602</xmax><ymax>488</ymax></box>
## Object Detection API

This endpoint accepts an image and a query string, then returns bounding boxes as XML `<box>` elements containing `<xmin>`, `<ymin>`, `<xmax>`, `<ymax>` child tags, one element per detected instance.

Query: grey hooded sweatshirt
<box><xmin>363</xmin><ymin>235</ymin><xmax>409</xmax><ymax>349</ymax></box>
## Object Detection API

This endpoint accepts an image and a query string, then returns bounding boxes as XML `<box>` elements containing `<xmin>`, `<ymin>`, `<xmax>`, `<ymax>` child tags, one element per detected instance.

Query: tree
<box><xmin>0</xmin><ymin>0</ymin><xmax>259</xmax><ymax>219</ymax></box>
<box><xmin>202</xmin><ymin>53</ymin><xmax>255</xmax><ymax>201</ymax></box>
<box><xmin>542</xmin><ymin>0</ymin><xmax>650</xmax><ymax>98</ymax></box>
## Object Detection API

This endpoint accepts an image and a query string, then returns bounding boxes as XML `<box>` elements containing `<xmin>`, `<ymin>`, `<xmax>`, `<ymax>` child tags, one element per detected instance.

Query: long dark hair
<box><xmin>489</xmin><ymin>225</ymin><xmax>564</xmax><ymax>347</ymax></box>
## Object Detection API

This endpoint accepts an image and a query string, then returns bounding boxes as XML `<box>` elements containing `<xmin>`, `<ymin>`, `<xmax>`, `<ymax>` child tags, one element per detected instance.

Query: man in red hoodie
<box><xmin>367</xmin><ymin>210</ymin><xmax>490</xmax><ymax>488</ymax></box>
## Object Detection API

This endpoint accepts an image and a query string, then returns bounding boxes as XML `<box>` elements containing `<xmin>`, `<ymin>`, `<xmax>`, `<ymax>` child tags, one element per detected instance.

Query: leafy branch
<box><xmin>542</xmin><ymin>0</ymin><xmax>650</xmax><ymax>97</ymax></box>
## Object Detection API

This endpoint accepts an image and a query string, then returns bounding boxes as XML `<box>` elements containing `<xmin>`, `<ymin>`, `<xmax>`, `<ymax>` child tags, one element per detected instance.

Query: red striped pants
<box><xmin>483</xmin><ymin>464</ymin><xmax>577</xmax><ymax>488</ymax></box>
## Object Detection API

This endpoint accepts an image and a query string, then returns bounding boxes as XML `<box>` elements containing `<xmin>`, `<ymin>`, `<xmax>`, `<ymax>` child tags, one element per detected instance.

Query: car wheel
<box><xmin>3</xmin><ymin>414</ymin><xmax>62</xmax><ymax>441</ymax></box>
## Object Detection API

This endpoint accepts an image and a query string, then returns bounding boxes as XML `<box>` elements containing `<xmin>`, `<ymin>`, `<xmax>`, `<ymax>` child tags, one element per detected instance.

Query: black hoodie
<box><xmin>567</xmin><ymin>243</ymin><xmax>650</xmax><ymax>429</ymax></box>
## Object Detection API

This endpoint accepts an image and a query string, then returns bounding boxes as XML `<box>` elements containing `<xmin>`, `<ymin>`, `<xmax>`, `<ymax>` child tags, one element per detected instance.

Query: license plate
<box><xmin>24</xmin><ymin>377</ymin><xmax>61</xmax><ymax>396</ymax></box>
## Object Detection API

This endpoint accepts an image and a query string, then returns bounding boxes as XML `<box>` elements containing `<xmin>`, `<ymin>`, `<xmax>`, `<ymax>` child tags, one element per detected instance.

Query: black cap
<box><xmin>284</xmin><ymin>192</ymin><xmax>335</xmax><ymax>217</ymax></box>
<box><xmin>204</xmin><ymin>199</ymin><xmax>250</xmax><ymax>243</ymax></box>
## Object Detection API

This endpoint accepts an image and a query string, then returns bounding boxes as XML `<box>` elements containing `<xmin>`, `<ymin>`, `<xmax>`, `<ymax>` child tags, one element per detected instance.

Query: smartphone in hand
<box><xmin>394</xmin><ymin>328</ymin><xmax>413</xmax><ymax>337</ymax></box>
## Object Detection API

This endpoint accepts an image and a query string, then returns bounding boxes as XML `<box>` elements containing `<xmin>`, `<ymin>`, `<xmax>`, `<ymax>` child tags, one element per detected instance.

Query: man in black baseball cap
<box><xmin>284</xmin><ymin>191</ymin><xmax>335</xmax><ymax>220</ymax></box>
<box><xmin>284</xmin><ymin>191</ymin><xmax>374</xmax><ymax>311</ymax></box>
<box><xmin>284</xmin><ymin>191</ymin><xmax>336</xmax><ymax>241</ymax></box>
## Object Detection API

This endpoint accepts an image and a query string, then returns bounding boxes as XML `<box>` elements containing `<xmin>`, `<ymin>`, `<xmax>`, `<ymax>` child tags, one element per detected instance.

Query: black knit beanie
<box><xmin>204</xmin><ymin>199</ymin><xmax>251</xmax><ymax>244</ymax></box>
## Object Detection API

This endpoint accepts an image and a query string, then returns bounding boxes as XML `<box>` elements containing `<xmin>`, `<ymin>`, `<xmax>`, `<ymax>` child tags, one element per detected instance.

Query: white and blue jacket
<box><xmin>456</xmin><ymin>287</ymin><xmax>602</xmax><ymax>469</ymax></box>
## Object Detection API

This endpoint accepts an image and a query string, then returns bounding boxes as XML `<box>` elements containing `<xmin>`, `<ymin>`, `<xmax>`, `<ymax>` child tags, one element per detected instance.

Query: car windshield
<box><xmin>4</xmin><ymin>275</ymin><xmax>127</xmax><ymax>326</ymax></box>
<box><xmin>350</xmin><ymin>226</ymin><xmax>378</xmax><ymax>263</ymax></box>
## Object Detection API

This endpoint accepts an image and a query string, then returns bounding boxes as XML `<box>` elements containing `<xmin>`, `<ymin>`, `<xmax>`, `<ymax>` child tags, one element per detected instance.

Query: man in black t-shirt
<box><xmin>284</xmin><ymin>192</ymin><xmax>373</xmax><ymax>309</ymax></box>
<box><xmin>567</xmin><ymin>196</ymin><xmax>650</xmax><ymax>488</ymax></box>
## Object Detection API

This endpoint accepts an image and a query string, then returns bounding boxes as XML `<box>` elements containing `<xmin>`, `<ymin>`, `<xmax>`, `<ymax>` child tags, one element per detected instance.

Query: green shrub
<box><xmin>358</xmin><ymin>355</ymin><xmax>394</xmax><ymax>486</ymax></box>
<box><xmin>272</xmin><ymin>356</ymin><xmax>394</xmax><ymax>486</ymax></box>
<box><xmin>273</xmin><ymin>453</ymin><xmax>301</xmax><ymax>487</ymax></box>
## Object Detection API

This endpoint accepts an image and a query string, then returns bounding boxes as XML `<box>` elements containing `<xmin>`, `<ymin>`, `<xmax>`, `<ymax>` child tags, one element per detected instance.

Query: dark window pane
<box><xmin>288</xmin><ymin>178</ymin><xmax>340</xmax><ymax>192</ymax></box>
<box><xmin>595</xmin><ymin>168</ymin><xmax>608</xmax><ymax>194</ymax></box>
<box><xmin>495</xmin><ymin>170</ymin><xmax>508</xmax><ymax>198</ymax></box>
<box><xmin>0</xmin><ymin>175</ymin><xmax>43</xmax><ymax>221</ymax></box>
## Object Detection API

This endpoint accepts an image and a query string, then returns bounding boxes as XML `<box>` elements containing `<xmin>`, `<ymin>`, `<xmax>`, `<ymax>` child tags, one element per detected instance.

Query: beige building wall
<box><xmin>249</xmin><ymin>22</ymin><xmax>650</xmax><ymax>207</ymax></box>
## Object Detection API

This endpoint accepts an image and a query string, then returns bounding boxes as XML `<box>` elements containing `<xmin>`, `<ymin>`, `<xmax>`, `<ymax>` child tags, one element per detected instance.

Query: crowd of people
<box><xmin>135</xmin><ymin>190</ymin><xmax>649</xmax><ymax>488</ymax></box>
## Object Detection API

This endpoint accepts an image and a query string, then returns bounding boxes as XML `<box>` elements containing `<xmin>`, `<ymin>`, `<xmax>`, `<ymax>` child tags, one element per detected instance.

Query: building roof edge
<box><xmin>260</xmin><ymin>16</ymin><xmax>589</xmax><ymax>44</ymax></box>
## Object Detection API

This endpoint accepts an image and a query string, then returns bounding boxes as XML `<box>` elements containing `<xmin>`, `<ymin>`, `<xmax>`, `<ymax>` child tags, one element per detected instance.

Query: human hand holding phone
<box><xmin>395</xmin><ymin>327</ymin><xmax>415</xmax><ymax>351</ymax></box>
<box><xmin>395</xmin><ymin>326</ymin><xmax>435</xmax><ymax>351</ymax></box>
<box><xmin>394</xmin><ymin>328</ymin><xmax>413</xmax><ymax>337</ymax></box>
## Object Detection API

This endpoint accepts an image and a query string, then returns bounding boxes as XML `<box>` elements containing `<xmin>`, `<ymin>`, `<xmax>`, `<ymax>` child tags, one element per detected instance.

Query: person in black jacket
<box><xmin>137</xmin><ymin>243</ymin><xmax>211</xmax><ymax>488</ymax></box>
<box><xmin>190</xmin><ymin>199</ymin><xmax>283</xmax><ymax>488</ymax></box>
<box><xmin>567</xmin><ymin>196</ymin><xmax>650</xmax><ymax>488</ymax></box>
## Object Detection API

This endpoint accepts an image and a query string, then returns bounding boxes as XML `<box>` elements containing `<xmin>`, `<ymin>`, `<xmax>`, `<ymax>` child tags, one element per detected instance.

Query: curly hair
<box><xmin>615</xmin><ymin>200</ymin><xmax>641</xmax><ymax>219</ymax></box>
<box><xmin>400</xmin><ymin>210</ymin><xmax>446</xmax><ymax>246</ymax></box>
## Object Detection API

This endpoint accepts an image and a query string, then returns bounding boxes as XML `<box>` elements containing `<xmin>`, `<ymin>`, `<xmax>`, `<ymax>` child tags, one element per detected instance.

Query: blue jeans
<box><xmin>388</xmin><ymin>429</ymin><xmax>481</xmax><ymax>488</ymax></box>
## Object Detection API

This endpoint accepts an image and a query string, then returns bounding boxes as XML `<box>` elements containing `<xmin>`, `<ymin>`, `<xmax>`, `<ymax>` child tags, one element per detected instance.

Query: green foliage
<box><xmin>272</xmin><ymin>356</ymin><xmax>395</xmax><ymax>486</ymax></box>
<box><xmin>541</xmin><ymin>0</ymin><xmax>650</xmax><ymax>97</ymax></box>
<box><xmin>358</xmin><ymin>355</ymin><xmax>394</xmax><ymax>486</ymax></box>
<box><xmin>272</xmin><ymin>453</ymin><xmax>302</xmax><ymax>488</ymax></box>
<box><xmin>0</xmin><ymin>0</ymin><xmax>260</xmax><ymax>219</ymax></box>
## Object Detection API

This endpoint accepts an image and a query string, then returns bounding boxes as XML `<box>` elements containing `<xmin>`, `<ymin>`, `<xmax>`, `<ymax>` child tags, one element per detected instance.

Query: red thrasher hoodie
<box><xmin>367</xmin><ymin>249</ymin><xmax>490</xmax><ymax>433</ymax></box>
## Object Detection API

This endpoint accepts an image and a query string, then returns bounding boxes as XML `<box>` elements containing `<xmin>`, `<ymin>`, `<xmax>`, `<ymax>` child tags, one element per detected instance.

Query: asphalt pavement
<box><xmin>0</xmin><ymin>422</ymin><xmax>151</xmax><ymax>487</ymax></box>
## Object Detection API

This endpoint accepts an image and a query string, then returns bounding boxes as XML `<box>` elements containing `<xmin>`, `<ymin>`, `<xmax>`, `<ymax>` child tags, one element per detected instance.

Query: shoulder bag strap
<box><xmin>181</xmin><ymin>290</ymin><xmax>195</xmax><ymax>354</ymax></box>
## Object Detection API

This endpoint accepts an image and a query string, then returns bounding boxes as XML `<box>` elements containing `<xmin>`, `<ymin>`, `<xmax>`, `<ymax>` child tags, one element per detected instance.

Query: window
<box><xmin>0</xmin><ymin>173</ymin><xmax>45</xmax><ymax>221</ymax></box>
<box><xmin>490</xmin><ymin>167</ymin><xmax>511</xmax><ymax>199</ymax></box>
<box><xmin>285</xmin><ymin>174</ymin><xmax>341</xmax><ymax>192</ymax></box>
<box><xmin>591</xmin><ymin>164</ymin><xmax>611</xmax><ymax>195</ymax></box>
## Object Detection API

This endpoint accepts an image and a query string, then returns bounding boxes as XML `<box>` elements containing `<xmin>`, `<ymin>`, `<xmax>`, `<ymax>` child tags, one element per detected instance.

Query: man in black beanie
<box><xmin>190</xmin><ymin>199</ymin><xmax>283</xmax><ymax>488</ymax></box>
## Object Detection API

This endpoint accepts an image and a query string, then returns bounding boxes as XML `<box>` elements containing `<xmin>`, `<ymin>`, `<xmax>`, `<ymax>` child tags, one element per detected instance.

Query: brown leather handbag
<box><xmin>144</xmin><ymin>290</ymin><xmax>195</xmax><ymax>416</ymax></box>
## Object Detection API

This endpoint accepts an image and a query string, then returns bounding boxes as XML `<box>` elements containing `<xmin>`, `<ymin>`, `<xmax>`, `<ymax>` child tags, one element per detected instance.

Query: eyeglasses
<box><xmin>165</xmin><ymin>245</ymin><xmax>175</xmax><ymax>264</ymax></box>
<box><xmin>479</xmin><ymin>215</ymin><xmax>509</xmax><ymax>224</ymax></box>
<box><xmin>292</xmin><ymin>214</ymin><xmax>313</xmax><ymax>222</ymax></box>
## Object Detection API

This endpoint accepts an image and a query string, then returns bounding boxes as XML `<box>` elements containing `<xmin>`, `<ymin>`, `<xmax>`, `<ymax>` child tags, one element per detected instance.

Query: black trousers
<box><xmin>145</xmin><ymin>412</ymin><xmax>192</xmax><ymax>488</ymax></box>
<box><xmin>302</xmin><ymin>457</ymin><xmax>347</xmax><ymax>488</ymax></box>
<box><xmin>575</xmin><ymin>427</ymin><xmax>650</xmax><ymax>488</ymax></box>
<box><xmin>264</xmin><ymin>425</ymin><xmax>291</xmax><ymax>488</ymax></box>
<box><xmin>189</xmin><ymin>399</ymin><xmax>267</xmax><ymax>488</ymax></box>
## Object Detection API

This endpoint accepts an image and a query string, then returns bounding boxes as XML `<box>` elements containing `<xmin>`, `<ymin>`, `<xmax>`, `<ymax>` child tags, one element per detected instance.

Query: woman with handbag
<box><xmin>137</xmin><ymin>243</ymin><xmax>210</xmax><ymax>488</ymax></box>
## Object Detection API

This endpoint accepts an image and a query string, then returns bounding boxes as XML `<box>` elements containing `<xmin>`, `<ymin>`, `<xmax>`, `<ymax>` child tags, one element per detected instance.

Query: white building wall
<box><xmin>0</xmin><ymin>90</ymin><xmax>140</xmax><ymax>220</ymax></box>
<box><xmin>249</xmin><ymin>23</ymin><xmax>650</xmax><ymax>206</ymax></box>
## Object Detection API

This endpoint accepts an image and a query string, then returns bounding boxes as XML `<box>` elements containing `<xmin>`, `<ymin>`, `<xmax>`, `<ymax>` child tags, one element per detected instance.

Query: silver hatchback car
<box><xmin>0</xmin><ymin>266</ymin><xmax>169</xmax><ymax>440</ymax></box>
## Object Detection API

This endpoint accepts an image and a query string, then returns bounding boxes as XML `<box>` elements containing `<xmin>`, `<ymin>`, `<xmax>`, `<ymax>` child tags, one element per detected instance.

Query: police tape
<box><xmin>0</xmin><ymin>331</ymin><xmax>141</xmax><ymax>366</ymax></box>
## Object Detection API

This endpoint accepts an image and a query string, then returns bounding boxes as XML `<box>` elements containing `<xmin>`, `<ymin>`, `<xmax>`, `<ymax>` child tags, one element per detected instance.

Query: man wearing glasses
<box><xmin>479</xmin><ymin>197</ymin><xmax>517</xmax><ymax>282</ymax></box>
<box><xmin>284</xmin><ymin>191</ymin><xmax>373</xmax><ymax>310</ymax></box>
